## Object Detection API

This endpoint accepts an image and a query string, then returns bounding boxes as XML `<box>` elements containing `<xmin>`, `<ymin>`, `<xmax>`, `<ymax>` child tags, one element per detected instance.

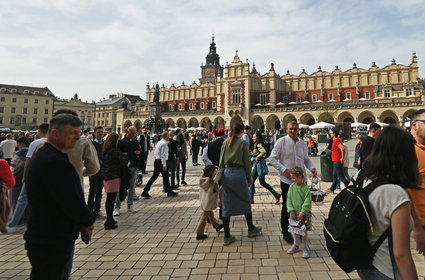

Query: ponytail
<box><xmin>228</xmin><ymin>122</ymin><xmax>244</xmax><ymax>149</ymax></box>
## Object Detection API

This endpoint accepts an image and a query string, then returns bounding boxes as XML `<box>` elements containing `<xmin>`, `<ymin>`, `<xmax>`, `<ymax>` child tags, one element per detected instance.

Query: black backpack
<box><xmin>323</xmin><ymin>174</ymin><xmax>392</xmax><ymax>273</ymax></box>
<box><xmin>263</xmin><ymin>142</ymin><xmax>271</xmax><ymax>159</ymax></box>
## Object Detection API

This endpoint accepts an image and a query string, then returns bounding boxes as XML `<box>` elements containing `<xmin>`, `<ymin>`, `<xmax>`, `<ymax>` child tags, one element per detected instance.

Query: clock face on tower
<box><xmin>205</xmin><ymin>68</ymin><xmax>211</xmax><ymax>77</ymax></box>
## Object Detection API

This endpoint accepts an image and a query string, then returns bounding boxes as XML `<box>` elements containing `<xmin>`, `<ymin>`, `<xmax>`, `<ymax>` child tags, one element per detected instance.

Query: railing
<box><xmin>250</xmin><ymin>99</ymin><xmax>423</xmax><ymax>113</ymax></box>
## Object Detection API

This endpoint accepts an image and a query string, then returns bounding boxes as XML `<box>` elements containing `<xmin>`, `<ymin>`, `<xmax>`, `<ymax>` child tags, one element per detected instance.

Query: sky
<box><xmin>1</xmin><ymin>0</ymin><xmax>424</xmax><ymax>102</ymax></box>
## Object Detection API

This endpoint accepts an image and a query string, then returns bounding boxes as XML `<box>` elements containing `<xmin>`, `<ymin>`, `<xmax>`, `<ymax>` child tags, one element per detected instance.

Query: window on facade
<box><xmin>232</xmin><ymin>88</ymin><xmax>241</xmax><ymax>104</ymax></box>
<box><xmin>102</xmin><ymin>113</ymin><xmax>105</xmax><ymax>117</ymax></box>
<box><xmin>312</xmin><ymin>94</ymin><xmax>317</xmax><ymax>102</ymax></box>
<box><xmin>22</xmin><ymin>117</ymin><xmax>26</xmax><ymax>124</ymax></box>
<box><xmin>32</xmin><ymin>118</ymin><xmax>37</xmax><ymax>124</ymax></box>
<box><xmin>24</xmin><ymin>98</ymin><xmax>28</xmax><ymax>103</ymax></box>
<box><xmin>0</xmin><ymin>117</ymin><xmax>3</xmax><ymax>124</ymax></box>
<box><xmin>44</xmin><ymin>118</ymin><xmax>48</xmax><ymax>123</ymax></box>
<box><xmin>179</xmin><ymin>104</ymin><xmax>182</xmax><ymax>110</ymax></box>
<box><xmin>11</xmin><ymin>107</ymin><xmax>16</xmax><ymax>113</ymax></box>
<box><xmin>12</xmin><ymin>98</ymin><xmax>16</xmax><ymax>102</ymax></box>
<box><xmin>365</xmin><ymin>92</ymin><xmax>370</xmax><ymax>99</ymax></box>
<box><xmin>384</xmin><ymin>89</ymin><xmax>391</xmax><ymax>98</ymax></box>
<box><xmin>283</xmin><ymin>96</ymin><xmax>288</xmax><ymax>104</ymax></box>
<box><xmin>405</xmin><ymin>88</ymin><xmax>412</xmax><ymax>96</ymax></box>
<box><xmin>168</xmin><ymin>104</ymin><xmax>172</xmax><ymax>111</ymax></box>
<box><xmin>0</xmin><ymin>97</ymin><xmax>4</xmax><ymax>102</ymax></box>
<box><xmin>46</xmin><ymin>100</ymin><xmax>49</xmax><ymax>104</ymax></box>
<box><xmin>34</xmin><ymin>108</ymin><xmax>38</xmax><ymax>114</ymax></box>
<box><xmin>346</xmin><ymin>93</ymin><xmax>351</xmax><ymax>100</ymax></box>
<box><xmin>296</xmin><ymin>96</ymin><xmax>301</xmax><ymax>103</ymax></box>
<box><xmin>212</xmin><ymin>102</ymin><xmax>216</xmax><ymax>108</ymax></box>
<box><xmin>35</xmin><ymin>99</ymin><xmax>38</xmax><ymax>104</ymax></box>
<box><xmin>23</xmin><ymin>108</ymin><xmax>27</xmax><ymax>114</ymax></box>
<box><xmin>45</xmin><ymin>109</ymin><xmax>48</xmax><ymax>114</ymax></box>
<box><xmin>260</xmin><ymin>94</ymin><xmax>266</xmax><ymax>105</ymax></box>
<box><xmin>24</xmin><ymin>90</ymin><xmax>29</xmax><ymax>94</ymax></box>
<box><xmin>201</xmin><ymin>102</ymin><xmax>204</xmax><ymax>109</ymax></box>
<box><xmin>0</xmin><ymin>107</ymin><xmax>3</xmax><ymax>113</ymax></box>
<box><xmin>102</xmin><ymin>120</ymin><xmax>104</xmax><ymax>125</ymax></box>
<box><xmin>329</xmin><ymin>93</ymin><xmax>334</xmax><ymax>101</ymax></box>
<box><xmin>189</xmin><ymin>103</ymin><xmax>193</xmax><ymax>110</ymax></box>
<box><xmin>10</xmin><ymin>117</ymin><xmax>14</xmax><ymax>124</ymax></box>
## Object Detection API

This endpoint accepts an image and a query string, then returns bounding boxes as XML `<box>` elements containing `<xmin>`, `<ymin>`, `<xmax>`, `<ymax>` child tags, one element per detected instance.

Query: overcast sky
<box><xmin>1</xmin><ymin>0</ymin><xmax>424</xmax><ymax>102</ymax></box>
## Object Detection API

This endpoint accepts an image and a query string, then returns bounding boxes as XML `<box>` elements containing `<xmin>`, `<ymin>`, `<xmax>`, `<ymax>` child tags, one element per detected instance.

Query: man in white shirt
<box><xmin>269</xmin><ymin>121</ymin><xmax>317</xmax><ymax>244</ymax></box>
<box><xmin>141</xmin><ymin>131</ymin><xmax>178</xmax><ymax>198</ymax></box>
<box><xmin>0</xmin><ymin>134</ymin><xmax>17</xmax><ymax>164</ymax></box>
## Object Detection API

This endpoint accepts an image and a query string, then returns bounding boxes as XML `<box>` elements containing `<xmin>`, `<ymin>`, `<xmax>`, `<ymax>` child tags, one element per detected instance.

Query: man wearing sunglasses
<box><xmin>269</xmin><ymin>121</ymin><xmax>317</xmax><ymax>244</ymax></box>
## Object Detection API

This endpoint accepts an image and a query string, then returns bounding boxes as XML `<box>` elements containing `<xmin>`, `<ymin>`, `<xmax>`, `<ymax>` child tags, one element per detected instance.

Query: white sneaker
<box><xmin>113</xmin><ymin>208</ymin><xmax>120</xmax><ymax>216</ymax></box>
<box><xmin>6</xmin><ymin>226</ymin><xmax>16</xmax><ymax>234</ymax></box>
<box><xmin>287</xmin><ymin>245</ymin><xmax>300</xmax><ymax>254</ymax></box>
<box><xmin>96</xmin><ymin>211</ymin><xmax>107</xmax><ymax>218</ymax></box>
<box><xmin>302</xmin><ymin>249</ymin><xmax>310</xmax><ymax>259</ymax></box>
<box><xmin>128</xmin><ymin>205</ymin><xmax>139</xmax><ymax>213</ymax></box>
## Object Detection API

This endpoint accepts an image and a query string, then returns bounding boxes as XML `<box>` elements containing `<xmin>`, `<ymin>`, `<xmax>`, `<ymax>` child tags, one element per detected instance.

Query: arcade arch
<box><xmin>123</xmin><ymin>120</ymin><xmax>132</xmax><ymax>130</ymax></box>
<box><xmin>176</xmin><ymin>118</ymin><xmax>187</xmax><ymax>129</ymax></box>
<box><xmin>251</xmin><ymin>115</ymin><xmax>264</xmax><ymax>131</ymax></box>
<box><xmin>282</xmin><ymin>114</ymin><xmax>296</xmax><ymax>128</ymax></box>
<box><xmin>266</xmin><ymin>114</ymin><xmax>280</xmax><ymax>131</ymax></box>
<box><xmin>165</xmin><ymin>118</ymin><xmax>175</xmax><ymax>128</ymax></box>
<box><xmin>337</xmin><ymin>111</ymin><xmax>354</xmax><ymax>123</ymax></box>
<box><xmin>358</xmin><ymin>111</ymin><xmax>376</xmax><ymax>124</ymax></box>
<box><xmin>230</xmin><ymin>115</ymin><xmax>243</xmax><ymax>129</ymax></box>
<box><xmin>200</xmin><ymin>117</ymin><xmax>213</xmax><ymax>131</ymax></box>
<box><xmin>133</xmin><ymin>119</ymin><xmax>142</xmax><ymax>131</ymax></box>
<box><xmin>380</xmin><ymin>110</ymin><xmax>398</xmax><ymax>126</ymax></box>
<box><xmin>214</xmin><ymin>116</ymin><xmax>225</xmax><ymax>129</ymax></box>
<box><xmin>188</xmin><ymin>117</ymin><xmax>199</xmax><ymax>128</ymax></box>
<box><xmin>300</xmin><ymin>113</ymin><xmax>315</xmax><ymax>125</ymax></box>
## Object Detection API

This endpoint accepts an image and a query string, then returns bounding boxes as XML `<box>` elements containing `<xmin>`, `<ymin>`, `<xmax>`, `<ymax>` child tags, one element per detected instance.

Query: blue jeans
<box><xmin>8</xmin><ymin>183</ymin><xmax>28</xmax><ymax>227</ymax></box>
<box><xmin>357</xmin><ymin>269</ymin><xmax>392</xmax><ymax>280</ymax></box>
<box><xmin>251</xmin><ymin>162</ymin><xmax>278</xmax><ymax>198</ymax></box>
<box><xmin>331</xmin><ymin>162</ymin><xmax>349</xmax><ymax>191</ymax></box>
<box><xmin>115</xmin><ymin>167</ymin><xmax>137</xmax><ymax>208</ymax></box>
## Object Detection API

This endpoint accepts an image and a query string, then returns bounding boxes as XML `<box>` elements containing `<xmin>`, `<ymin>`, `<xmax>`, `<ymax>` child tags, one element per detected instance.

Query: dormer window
<box><xmin>24</xmin><ymin>90</ymin><xmax>29</xmax><ymax>94</ymax></box>
<box><xmin>34</xmin><ymin>91</ymin><xmax>39</xmax><ymax>94</ymax></box>
<box><xmin>346</xmin><ymin>93</ymin><xmax>351</xmax><ymax>100</ymax></box>
<box><xmin>329</xmin><ymin>93</ymin><xmax>334</xmax><ymax>101</ymax></box>
<box><xmin>312</xmin><ymin>94</ymin><xmax>317</xmax><ymax>102</ymax></box>
<box><xmin>189</xmin><ymin>103</ymin><xmax>193</xmax><ymax>110</ymax></box>
<box><xmin>296</xmin><ymin>95</ymin><xmax>301</xmax><ymax>103</ymax></box>
<box><xmin>212</xmin><ymin>101</ymin><xmax>216</xmax><ymax>108</ymax></box>
<box><xmin>0</xmin><ymin>88</ymin><xmax>6</xmax><ymax>92</ymax></box>
<box><xmin>259</xmin><ymin>94</ymin><xmax>266</xmax><ymax>105</ymax></box>
<box><xmin>201</xmin><ymin>102</ymin><xmax>204</xmax><ymax>109</ymax></box>
<box><xmin>384</xmin><ymin>89</ymin><xmax>391</xmax><ymax>98</ymax></box>
<box><xmin>11</xmin><ymin>89</ymin><xmax>17</xmax><ymax>93</ymax></box>
<box><xmin>405</xmin><ymin>88</ymin><xmax>412</xmax><ymax>96</ymax></box>
<box><xmin>283</xmin><ymin>96</ymin><xmax>288</xmax><ymax>104</ymax></box>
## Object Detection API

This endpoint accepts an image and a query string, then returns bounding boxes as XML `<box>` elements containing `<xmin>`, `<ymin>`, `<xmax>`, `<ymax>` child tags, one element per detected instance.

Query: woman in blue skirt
<box><xmin>219</xmin><ymin>122</ymin><xmax>262</xmax><ymax>246</ymax></box>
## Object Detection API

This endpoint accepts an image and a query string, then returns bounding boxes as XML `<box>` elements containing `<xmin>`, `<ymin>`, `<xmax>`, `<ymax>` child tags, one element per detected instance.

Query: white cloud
<box><xmin>0</xmin><ymin>0</ymin><xmax>424</xmax><ymax>101</ymax></box>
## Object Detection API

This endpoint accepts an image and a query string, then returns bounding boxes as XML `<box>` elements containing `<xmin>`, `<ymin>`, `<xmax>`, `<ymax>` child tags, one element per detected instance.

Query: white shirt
<box><xmin>155</xmin><ymin>139</ymin><xmax>169</xmax><ymax>167</ymax></box>
<box><xmin>269</xmin><ymin>135</ymin><xmax>315</xmax><ymax>185</ymax></box>
<box><xmin>354</xmin><ymin>172</ymin><xmax>412</xmax><ymax>279</ymax></box>
<box><xmin>0</xmin><ymin>139</ymin><xmax>17</xmax><ymax>159</ymax></box>
<box><xmin>241</xmin><ymin>133</ymin><xmax>250</xmax><ymax>144</ymax></box>
<box><xmin>202</xmin><ymin>145</ymin><xmax>213</xmax><ymax>166</ymax></box>
<box><xmin>26</xmin><ymin>137</ymin><xmax>47</xmax><ymax>158</ymax></box>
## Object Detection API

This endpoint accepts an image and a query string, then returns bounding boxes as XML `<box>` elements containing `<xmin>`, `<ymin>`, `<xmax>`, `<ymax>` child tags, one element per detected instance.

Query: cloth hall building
<box><xmin>117</xmin><ymin>37</ymin><xmax>424</xmax><ymax>132</ymax></box>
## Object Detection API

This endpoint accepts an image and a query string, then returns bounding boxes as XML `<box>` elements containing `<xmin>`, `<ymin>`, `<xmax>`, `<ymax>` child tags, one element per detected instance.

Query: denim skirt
<box><xmin>221</xmin><ymin>167</ymin><xmax>251</xmax><ymax>217</ymax></box>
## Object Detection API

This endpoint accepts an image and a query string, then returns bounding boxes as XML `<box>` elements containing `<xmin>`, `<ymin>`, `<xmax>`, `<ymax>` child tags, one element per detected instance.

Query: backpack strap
<box><xmin>371</xmin><ymin>227</ymin><xmax>391</xmax><ymax>255</ymax></box>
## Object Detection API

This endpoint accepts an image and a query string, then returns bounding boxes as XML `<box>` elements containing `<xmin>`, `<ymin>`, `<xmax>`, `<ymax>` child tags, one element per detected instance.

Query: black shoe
<box><xmin>172</xmin><ymin>184</ymin><xmax>179</xmax><ymax>190</ymax></box>
<box><xmin>141</xmin><ymin>192</ymin><xmax>152</xmax><ymax>199</ymax></box>
<box><xmin>167</xmin><ymin>191</ymin><xmax>178</xmax><ymax>197</ymax></box>
<box><xmin>216</xmin><ymin>224</ymin><xmax>224</xmax><ymax>232</ymax></box>
<box><xmin>196</xmin><ymin>234</ymin><xmax>208</xmax><ymax>240</ymax></box>
<box><xmin>142</xmin><ymin>171</ymin><xmax>148</xmax><ymax>175</ymax></box>
<box><xmin>181</xmin><ymin>181</ymin><xmax>188</xmax><ymax>186</ymax></box>
<box><xmin>283</xmin><ymin>234</ymin><xmax>294</xmax><ymax>244</ymax></box>
<box><xmin>104</xmin><ymin>222</ymin><xmax>118</xmax><ymax>230</ymax></box>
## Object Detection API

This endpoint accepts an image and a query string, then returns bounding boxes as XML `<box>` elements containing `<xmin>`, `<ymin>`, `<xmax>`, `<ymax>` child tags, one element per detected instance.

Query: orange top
<box><xmin>408</xmin><ymin>143</ymin><xmax>425</xmax><ymax>226</ymax></box>
<box><xmin>307</xmin><ymin>138</ymin><xmax>315</xmax><ymax>147</ymax></box>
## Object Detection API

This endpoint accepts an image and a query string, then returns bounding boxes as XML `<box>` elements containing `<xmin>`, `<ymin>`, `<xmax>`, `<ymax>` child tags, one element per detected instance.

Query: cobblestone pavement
<box><xmin>0</xmin><ymin>141</ymin><xmax>424</xmax><ymax>279</ymax></box>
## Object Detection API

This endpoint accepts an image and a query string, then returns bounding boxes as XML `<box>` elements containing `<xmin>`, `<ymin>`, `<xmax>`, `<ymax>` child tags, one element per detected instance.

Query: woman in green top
<box><xmin>219</xmin><ymin>122</ymin><xmax>262</xmax><ymax>246</ymax></box>
<box><xmin>251</xmin><ymin>132</ymin><xmax>281</xmax><ymax>204</ymax></box>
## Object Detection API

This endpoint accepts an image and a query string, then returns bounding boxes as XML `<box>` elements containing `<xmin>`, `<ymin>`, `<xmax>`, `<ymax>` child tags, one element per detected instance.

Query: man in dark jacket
<box><xmin>88</xmin><ymin>126</ymin><xmax>105</xmax><ymax>218</ymax></box>
<box><xmin>359</xmin><ymin>122</ymin><xmax>381</xmax><ymax>169</ymax></box>
<box><xmin>114</xmin><ymin>126</ymin><xmax>140</xmax><ymax>215</ymax></box>
<box><xmin>167</xmin><ymin>131</ymin><xmax>179</xmax><ymax>189</ymax></box>
<box><xmin>138</xmin><ymin>127</ymin><xmax>151</xmax><ymax>174</ymax></box>
<box><xmin>24</xmin><ymin>113</ymin><xmax>95</xmax><ymax>279</ymax></box>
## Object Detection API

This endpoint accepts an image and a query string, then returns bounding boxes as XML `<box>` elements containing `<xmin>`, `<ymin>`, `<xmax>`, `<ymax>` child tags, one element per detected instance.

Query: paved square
<box><xmin>1</xmin><ymin>142</ymin><xmax>424</xmax><ymax>279</ymax></box>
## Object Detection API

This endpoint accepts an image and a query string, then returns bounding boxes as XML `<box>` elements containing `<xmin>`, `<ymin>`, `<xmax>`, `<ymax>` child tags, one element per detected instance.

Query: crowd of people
<box><xmin>0</xmin><ymin>108</ymin><xmax>424</xmax><ymax>279</ymax></box>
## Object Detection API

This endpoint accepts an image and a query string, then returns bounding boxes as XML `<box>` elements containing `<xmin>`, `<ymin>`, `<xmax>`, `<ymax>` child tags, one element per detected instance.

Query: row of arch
<box><xmin>123</xmin><ymin>109</ymin><xmax>417</xmax><ymax>132</ymax></box>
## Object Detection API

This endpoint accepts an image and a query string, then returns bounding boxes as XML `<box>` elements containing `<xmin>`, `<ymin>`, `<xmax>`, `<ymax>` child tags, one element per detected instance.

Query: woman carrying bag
<box><xmin>102</xmin><ymin>133</ymin><xmax>128</xmax><ymax>230</ymax></box>
<box><xmin>250</xmin><ymin>132</ymin><xmax>281</xmax><ymax>204</ymax></box>
<box><xmin>219</xmin><ymin>123</ymin><xmax>262</xmax><ymax>246</ymax></box>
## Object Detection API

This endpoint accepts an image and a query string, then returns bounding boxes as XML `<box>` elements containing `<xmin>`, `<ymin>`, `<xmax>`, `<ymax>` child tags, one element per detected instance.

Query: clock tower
<box><xmin>199</xmin><ymin>34</ymin><xmax>223</xmax><ymax>85</ymax></box>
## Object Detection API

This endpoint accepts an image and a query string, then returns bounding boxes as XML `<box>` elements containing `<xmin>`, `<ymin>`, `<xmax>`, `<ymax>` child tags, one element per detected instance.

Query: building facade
<box><xmin>53</xmin><ymin>94</ymin><xmax>96</xmax><ymax>130</ymax></box>
<box><xmin>96</xmin><ymin>93</ymin><xmax>144</xmax><ymax>133</ymax></box>
<box><xmin>118</xmin><ymin>38</ymin><xmax>424</xmax><ymax>132</ymax></box>
<box><xmin>0</xmin><ymin>84</ymin><xmax>55</xmax><ymax>130</ymax></box>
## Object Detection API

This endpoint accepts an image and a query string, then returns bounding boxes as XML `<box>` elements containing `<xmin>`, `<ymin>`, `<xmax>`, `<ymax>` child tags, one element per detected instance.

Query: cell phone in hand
<box><xmin>81</xmin><ymin>232</ymin><xmax>90</xmax><ymax>244</ymax></box>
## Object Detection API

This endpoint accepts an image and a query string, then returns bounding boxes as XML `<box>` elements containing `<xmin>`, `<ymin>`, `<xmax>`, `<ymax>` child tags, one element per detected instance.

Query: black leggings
<box><xmin>223</xmin><ymin>213</ymin><xmax>254</xmax><ymax>238</ymax></box>
<box><xmin>105</xmin><ymin>192</ymin><xmax>118</xmax><ymax>223</ymax></box>
<box><xmin>176</xmin><ymin>159</ymin><xmax>186</xmax><ymax>183</ymax></box>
